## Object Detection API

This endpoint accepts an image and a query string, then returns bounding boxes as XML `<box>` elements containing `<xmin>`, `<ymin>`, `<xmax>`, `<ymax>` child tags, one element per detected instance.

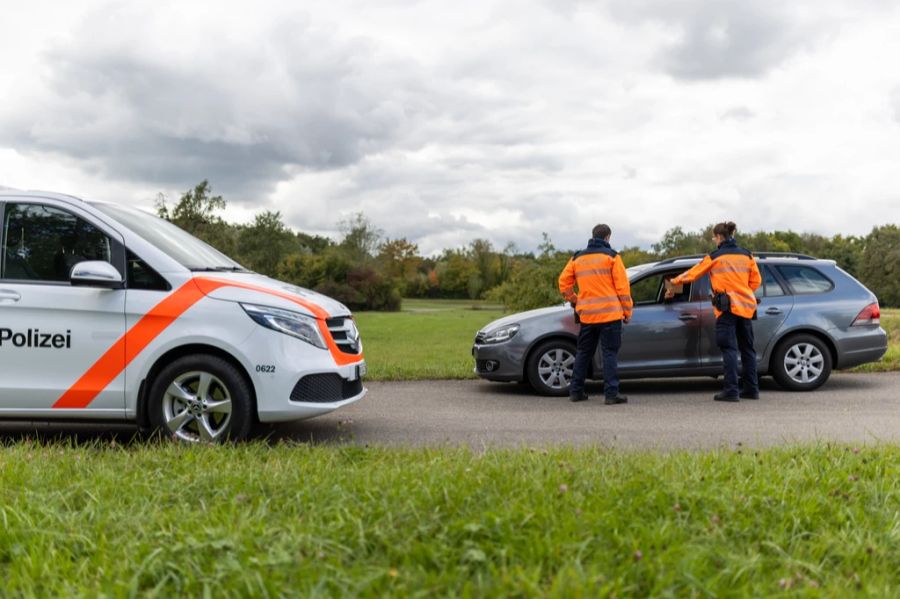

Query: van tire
<box><xmin>770</xmin><ymin>334</ymin><xmax>832</xmax><ymax>392</ymax></box>
<box><xmin>526</xmin><ymin>339</ymin><xmax>578</xmax><ymax>397</ymax></box>
<box><xmin>148</xmin><ymin>354</ymin><xmax>254</xmax><ymax>442</ymax></box>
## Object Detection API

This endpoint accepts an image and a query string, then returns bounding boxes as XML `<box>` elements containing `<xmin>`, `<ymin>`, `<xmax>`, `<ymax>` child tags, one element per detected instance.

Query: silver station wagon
<box><xmin>472</xmin><ymin>253</ymin><xmax>888</xmax><ymax>396</ymax></box>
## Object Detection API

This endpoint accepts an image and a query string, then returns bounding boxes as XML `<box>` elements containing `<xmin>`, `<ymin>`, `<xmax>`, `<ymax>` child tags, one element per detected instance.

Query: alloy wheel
<box><xmin>783</xmin><ymin>343</ymin><xmax>825</xmax><ymax>384</ymax></box>
<box><xmin>537</xmin><ymin>348</ymin><xmax>575</xmax><ymax>390</ymax></box>
<box><xmin>162</xmin><ymin>371</ymin><xmax>233</xmax><ymax>442</ymax></box>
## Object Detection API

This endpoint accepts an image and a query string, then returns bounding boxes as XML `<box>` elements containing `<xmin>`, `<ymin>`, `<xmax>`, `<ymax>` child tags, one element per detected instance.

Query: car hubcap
<box><xmin>537</xmin><ymin>348</ymin><xmax>575</xmax><ymax>390</ymax></box>
<box><xmin>162</xmin><ymin>371</ymin><xmax>233</xmax><ymax>442</ymax></box>
<box><xmin>784</xmin><ymin>343</ymin><xmax>824</xmax><ymax>384</ymax></box>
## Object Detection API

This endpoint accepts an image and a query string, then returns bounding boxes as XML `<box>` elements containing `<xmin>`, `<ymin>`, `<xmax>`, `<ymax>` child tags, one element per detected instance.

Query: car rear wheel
<box><xmin>148</xmin><ymin>354</ymin><xmax>254</xmax><ymax>442</ymax></box>
<box><xmin>771</xmin><ymin>334</ymin><xmax>832</xmax><ymax>391</ymax></box>
<box><xmin>526</xmin><ymin>340</ymin><xmax>577</xmax><ymax>397</ymax></box>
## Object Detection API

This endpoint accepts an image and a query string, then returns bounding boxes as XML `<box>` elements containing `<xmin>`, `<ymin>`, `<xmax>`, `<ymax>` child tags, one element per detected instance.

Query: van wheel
<box><xmin>526</xmin><ymin>340</ymin><xmax>577</xmax><ymax>397</ymax></box>
<box><xmin>771</xmin><ymin>334</ymin><xmax>832</xmax><ymax>392</ymax></box>
<box><xmin>148</xmin><ymin>355</ymin><xmax>254</xmax><ymax>442</ymax></box>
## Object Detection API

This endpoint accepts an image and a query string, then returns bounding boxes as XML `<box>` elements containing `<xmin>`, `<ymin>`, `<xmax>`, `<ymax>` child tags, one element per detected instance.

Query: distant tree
<box><xmin>339</xmin><ymin>213</ymin><xmax>383</xmax><ymax>262</ymax></box>
<box><xmin>619</xmin><ymin>246</ymin><xmax>658</xmax><ymax>268</ymax></box>
<box><xmin>156</xmin><ymin>180</ymin><xmax>237</xmax><ymax>256</ymax></box>
<box><xmin>236</xmin><ymin>211</ymin><xmax>297</xmax><ymax>276</ymax></box>
<box><xmin>860</xmin><ymin>225</ymin><xmax>900</xmax><ymax>307</ymax></box>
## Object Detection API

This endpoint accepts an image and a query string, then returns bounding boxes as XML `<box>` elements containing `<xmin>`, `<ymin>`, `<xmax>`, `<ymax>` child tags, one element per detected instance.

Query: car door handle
<box><xmin>765</xmin><ymin>307</ymin><xmax>783</xmax><ymax>315</ymax></box>
<box><xmin>0</xmin><ymin>289</ymin><xmax>21</xmax><ymax>303</ymax></box>
<box><xmin>678</xmin><ymin>313</ymin><xmax>698</xmax><ymax>321</ymax></box>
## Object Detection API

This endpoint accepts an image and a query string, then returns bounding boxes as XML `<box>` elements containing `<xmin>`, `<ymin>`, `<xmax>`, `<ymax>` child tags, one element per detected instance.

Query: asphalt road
<box><xmin>274</xmin><ymin>372</ymin><xmax>900</xmax><ymax>449</ymax></box>
<box><xmin>2</xmin><ymin>373</ymin><xmax>898</xmax><ymax>449</ymax></box>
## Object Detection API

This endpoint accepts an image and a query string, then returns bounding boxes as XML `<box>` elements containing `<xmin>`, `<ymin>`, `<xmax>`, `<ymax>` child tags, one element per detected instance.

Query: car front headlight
<box><xmin>481</xmin><ymin>324</ymin><xmax>520</xmax><ymax>344</ymax></box>
<box><xmin>241</xmin><ymin>303</ymin><xmax>327</xmax><ymax>349</ymax></box>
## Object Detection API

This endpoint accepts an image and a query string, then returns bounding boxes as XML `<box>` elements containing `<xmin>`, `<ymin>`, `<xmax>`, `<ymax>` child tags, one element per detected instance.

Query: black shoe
<box><xmin>604</xmin><ymin>394</ymin><xmax>628</xmax><ymax>405</ymax></box>
<box><xmin>740</xmin><ymin>391</ymin><xmax>760</xmax><ymax>400</ymax></box>
<box><xmin>569</xmin><ymin>392</ymin><xmax>589</xmax><ymax>403</ymax></box>
<box><xmin>714</xmin><ymin>392</ymin><xmax>739</xmax><ymax>402</ymax></box>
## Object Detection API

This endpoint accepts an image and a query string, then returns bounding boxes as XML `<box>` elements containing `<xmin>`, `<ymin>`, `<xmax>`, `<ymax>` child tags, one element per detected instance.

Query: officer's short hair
<box><xmin>592</xmin><ymin>224</ymin><xmax>611</xmax><ymax>239</ymax></box>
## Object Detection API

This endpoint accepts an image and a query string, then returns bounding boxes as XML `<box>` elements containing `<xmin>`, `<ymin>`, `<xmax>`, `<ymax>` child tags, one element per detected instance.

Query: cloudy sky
<box><xmin>1</xmin><ymin>0</ymin><xmax>899</xmax><ymax>253</ymax></box>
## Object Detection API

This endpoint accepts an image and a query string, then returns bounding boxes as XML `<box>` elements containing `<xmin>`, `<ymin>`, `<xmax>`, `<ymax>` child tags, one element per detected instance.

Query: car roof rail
<box><xmin>654</xmin><ymin>254</ymin><xmax>708</xmax><ymax>266</ymax></box>
<box><xmin>753</xmin><ymin>252</ymin><xmax>817</xmax><ymax>260</ymax></box>
<box><xmin>655</xmin><ymin>251</ymin><xmax>819</xmax><ymax>266</ymax></box>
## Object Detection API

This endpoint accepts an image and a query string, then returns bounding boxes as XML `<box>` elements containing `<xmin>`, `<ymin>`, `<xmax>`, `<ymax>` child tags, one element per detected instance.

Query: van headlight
<box><xmin>241</xmin><ymin>303</ymin><xmax>327</xmax><ymax>349</ymax></box>
<box><xmin>481</xmin><ymin>324</ymin><xmax>520</xmax><ymax>344</ymax></box>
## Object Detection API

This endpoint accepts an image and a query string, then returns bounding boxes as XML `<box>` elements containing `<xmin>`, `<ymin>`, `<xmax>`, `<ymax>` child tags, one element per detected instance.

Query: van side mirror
<box><xmin>70</xmin><ymin>261</ymin><xmax>124</xmax><ymax>288</ymax></box>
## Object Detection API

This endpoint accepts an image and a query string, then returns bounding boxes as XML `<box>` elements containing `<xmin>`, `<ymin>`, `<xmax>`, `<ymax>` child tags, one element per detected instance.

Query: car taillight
<box><xmin>851</xmin><ymin>302</ymin><xmax>881</xmax><ymax>326</ymax></box>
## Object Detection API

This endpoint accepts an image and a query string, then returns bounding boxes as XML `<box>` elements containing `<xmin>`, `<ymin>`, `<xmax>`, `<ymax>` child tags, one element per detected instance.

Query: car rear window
<box><xmin>755</xmin><ymin>265</ymin><xmax>786</xmax><ymax>298</ymax></box>
<box><xmin>776</xmin><ymin>265</ymin><xmax>834</xmax><ymax>294</ymax></box>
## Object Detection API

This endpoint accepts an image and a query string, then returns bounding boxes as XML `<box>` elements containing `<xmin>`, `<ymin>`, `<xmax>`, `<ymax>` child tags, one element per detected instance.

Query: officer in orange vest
<box><xmin>668</xmin><ymin>221</ymin><xmax>762</xmax><ymax>401</ymax></box>
<box><xmin>558</xmin><ymin>224</ymin><xmax>633</xmax><ymax>404</ymax></box>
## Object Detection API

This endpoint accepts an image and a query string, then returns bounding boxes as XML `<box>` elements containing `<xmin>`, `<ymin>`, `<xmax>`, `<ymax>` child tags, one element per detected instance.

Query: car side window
<box><xmin>126</xmin><ymin>250</ymin><xmax>171</xmax><ymax>291</ymax></box>
<box><xmin>0</xmin><ymin>203</ymin><xmax>112</xmax><ymax>282</ymax></box>
<box><xmin>776</xmin><ymin>265</ymin><xmax>833</xmax><ymax>294</ymax></box>
<box><xmin>632</xmin><ymin>272</ymin><xmax>691</xmax><ymax>306</ymax></box>
<box><xmin>755</xmin><ymin>265</ymin><xmax>786</xmax><ymax>299</ymax></box>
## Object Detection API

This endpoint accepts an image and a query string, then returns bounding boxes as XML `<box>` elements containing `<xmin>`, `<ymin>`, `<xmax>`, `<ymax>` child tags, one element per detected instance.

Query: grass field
<box><xmin>354</xmin><ymin>299</ymin><xmax>505</xmax><ymax>380</ymax></box>
<box><xmin>356</xmin><ymin>300</ymin><xmax>899</xmax><ymax>381</ymax></box>
<box><xmin>1</xmin><ymin>441</ymin><xmax>898</xmax><ymax>596</ymax></box>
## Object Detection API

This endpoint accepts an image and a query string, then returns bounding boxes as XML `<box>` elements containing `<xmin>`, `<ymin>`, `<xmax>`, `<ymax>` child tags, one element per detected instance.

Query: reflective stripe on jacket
<box><xmin>558</xmin><ymin>239</ymin><xmax>633</xmax><ymax>324</ymax></box>
<box><xmin>672</xmin><ymin>239</ymin><xmax>762</xmax><ymax>319</ymax></box>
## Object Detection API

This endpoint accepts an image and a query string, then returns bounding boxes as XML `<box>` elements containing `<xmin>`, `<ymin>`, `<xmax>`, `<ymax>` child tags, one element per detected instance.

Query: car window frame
<box><xmin>756</xmin><ymin>263</ymin><xmax>788</xmax><ymax>299</ymax></box>
<box><xmin>775</xmin><ymin>263</ymin><xmax>835</xmax><ymax>296</ymax></box>
<box><xmin>630</xmin><ymin>268</ymin><xmax>694</xmax><ymax>307</ymax></box>
<box><xmin>0</xmin><ymin>200</ymin><xmax>127</xmax><ymax>286</ymax></box>
<box><xmin>126</xmin><ymin>249</ymin><xmax>172</xmax><ymax>292</ymax></box>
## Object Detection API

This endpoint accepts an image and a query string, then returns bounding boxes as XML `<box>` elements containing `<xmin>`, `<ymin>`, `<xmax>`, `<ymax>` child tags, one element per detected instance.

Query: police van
<box><xmin>0</xmin><ymin>190</ymin><xmax>366</xmax><ymax>441</ymax></box>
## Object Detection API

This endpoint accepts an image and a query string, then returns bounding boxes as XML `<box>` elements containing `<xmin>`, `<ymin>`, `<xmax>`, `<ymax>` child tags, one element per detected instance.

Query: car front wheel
<box><xmin>148</xmin><ymin>354</ymin><xmax>254</xmax><ymax>442</ymax></box>
<box><xmin>526</xmin><ymin>340</ymin><xmax>577</xmax><ymax>396</ymax></box>
<box><xmin>770</xmin><ymin>334</ymin><xmax>833</xmax><ymax>391</ymax></box>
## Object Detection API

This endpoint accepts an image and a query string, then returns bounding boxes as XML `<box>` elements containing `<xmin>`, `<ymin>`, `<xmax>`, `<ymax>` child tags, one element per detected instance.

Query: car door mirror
<box><xmin>70</xmin><ymin>261</ymin><xmax>124</xmax><ymax>288</ymax></box>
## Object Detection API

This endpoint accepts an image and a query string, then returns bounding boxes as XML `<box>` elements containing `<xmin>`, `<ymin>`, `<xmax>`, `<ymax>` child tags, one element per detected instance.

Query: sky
<box><xmin>1</xmin><ymin>0</ymin><xmax>899</xmax><ymax>254</ymax></box>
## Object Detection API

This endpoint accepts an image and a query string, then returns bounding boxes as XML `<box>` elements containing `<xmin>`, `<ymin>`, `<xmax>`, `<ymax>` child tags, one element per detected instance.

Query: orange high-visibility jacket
<box><xmin>672</xmin><ymin>240</ymin><xmax>762</xmax><ymax>319</ymax></box>
<box><xmin>558</xmin><ymin>240</ymin><xmax>633</xmax><ymax>324</ymax></box>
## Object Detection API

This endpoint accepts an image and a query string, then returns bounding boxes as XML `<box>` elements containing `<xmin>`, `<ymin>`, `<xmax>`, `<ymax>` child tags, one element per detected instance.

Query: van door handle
<box><xmin>765</xmin><ymin>307</ymin><xmax>783</xmax><ymax>315</ymax></box>
<box><xmin>678</xmin><ymin>313</ymin><xmax>698</xmax><ymax>321</ymax></box>
<box><xmin>0</xmin><ymin>289</ymin><xmax>21</xmax><ymax>303</ymax></box>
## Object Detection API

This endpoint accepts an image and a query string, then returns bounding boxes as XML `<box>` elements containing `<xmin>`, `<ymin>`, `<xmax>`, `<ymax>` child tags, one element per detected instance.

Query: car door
<box><xmin>0</xmin><ymin>200</ymin><xmax>127</xmax><ymax>417</ymax></box>
<box><xmin>611</xmin><ymin>268</ymin><xmax>704</xmax><ymax>373</ymax></box>
<box><xmin>697</xmin><ymin>264</ymin><xmax>794</xmax><ymax>368</ymax></box>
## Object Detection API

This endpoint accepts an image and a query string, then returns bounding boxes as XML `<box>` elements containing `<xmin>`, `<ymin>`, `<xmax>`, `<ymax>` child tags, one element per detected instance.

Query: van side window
<box><xmin>127</xmin><ymin>250</ymin><xmax>171</xmax><ymax>291</ymax></box>
<box><xmin>776</xmin><ymin>265</ymin><xmax>834</xmax><ymax>294</ymax></box>
<box><xmin>1</xmin><ymin>203</ymin><xmax>112</xmax><ymax>282</ymax></box>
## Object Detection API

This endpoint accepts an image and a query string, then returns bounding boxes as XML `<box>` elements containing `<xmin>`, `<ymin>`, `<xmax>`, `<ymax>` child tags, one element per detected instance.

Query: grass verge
<box><xmin>354</xmin><ymin>298</ymin><xmax>505</xmax><ymax>381</ymax></box>
<box><xmin>1</xmin><ymin>442</ymin><xmax>898</xmax><ymax>596</ymax></box>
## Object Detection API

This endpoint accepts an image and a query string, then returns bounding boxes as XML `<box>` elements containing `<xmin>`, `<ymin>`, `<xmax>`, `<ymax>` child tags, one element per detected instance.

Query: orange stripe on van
<box><xmin>52</xmin><ymin>277</ymin><xmax>363</xmax><ymax>409</ymax></box>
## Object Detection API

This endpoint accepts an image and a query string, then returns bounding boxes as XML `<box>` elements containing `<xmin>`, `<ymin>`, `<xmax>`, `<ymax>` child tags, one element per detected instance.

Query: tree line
<box><xmin>157</xmin><ymin>181</ymin><xmax>900</xmax><ymax>310</ymax></box>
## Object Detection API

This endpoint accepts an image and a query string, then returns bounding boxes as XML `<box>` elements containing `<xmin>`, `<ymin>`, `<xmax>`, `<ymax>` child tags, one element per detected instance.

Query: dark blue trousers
<box><xmin>716</xmin><ymin>313</ymin><xmax>759</xmax><ymax>397</ymax></box>
<box><xmin>570</xmin><ymin>320</ymin><xmax>622</xmax><ymax>398</ymax></box>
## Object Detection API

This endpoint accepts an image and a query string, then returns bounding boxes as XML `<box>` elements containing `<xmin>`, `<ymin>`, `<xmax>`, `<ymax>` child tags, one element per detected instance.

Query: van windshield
<box><xmin>91</xmin><ymin>203</ymin><xmax>249</xmax><ymax>272</ymax></box>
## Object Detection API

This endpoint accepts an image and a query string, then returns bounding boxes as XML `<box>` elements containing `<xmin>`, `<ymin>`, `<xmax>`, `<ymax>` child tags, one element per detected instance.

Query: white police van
<box><xmin>0</xmin><ymin>190</ymin><xmax>366</xmax><ymax>441</ymax></box>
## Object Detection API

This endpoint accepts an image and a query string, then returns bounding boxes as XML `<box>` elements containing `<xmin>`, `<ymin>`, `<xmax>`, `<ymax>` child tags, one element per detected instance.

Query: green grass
<box><xmin>853</xmin><ymin>308</ymin><xmax>900</xmax><ymax>373</ymax></box>
<box><xmin>355</xmin><ymin>298</ymin><xmax>506</xmax><ymax>381</ymax></box>
<box><xmin>1</xmin><ymin>442</ymin><xmax>898</xmax><ymax>596</ymax></box>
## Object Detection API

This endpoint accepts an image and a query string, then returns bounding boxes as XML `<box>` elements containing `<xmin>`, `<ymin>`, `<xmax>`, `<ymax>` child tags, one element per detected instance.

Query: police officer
<box><xmin>558</xmin><ymin>224</ymin><xmax>633</xmax><ymax>404</ymax></box>
<box><xmin>668</xmin><ymin>221</ymin><xmax>762</xmax><ymax>401</ymax></box>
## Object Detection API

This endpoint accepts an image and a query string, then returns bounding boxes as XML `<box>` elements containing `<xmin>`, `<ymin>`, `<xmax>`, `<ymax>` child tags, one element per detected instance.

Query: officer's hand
<box><xmin>623</xmin><ymin>316</ymin><xmax>631</xmax><ymax>324</ymax></box>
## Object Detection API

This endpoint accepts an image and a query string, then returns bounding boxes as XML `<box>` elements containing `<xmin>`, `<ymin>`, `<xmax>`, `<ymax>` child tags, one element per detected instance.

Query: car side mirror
<box><xmin>70</xmin><ymin>261</ymin><xmax>124</xmax><ymax>289</ymax></box>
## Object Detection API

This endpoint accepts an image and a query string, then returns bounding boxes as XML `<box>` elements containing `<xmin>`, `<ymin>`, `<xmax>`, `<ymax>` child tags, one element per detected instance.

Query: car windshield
<box><xmin>91</xmin><ymin>202</ymin><xmax>249</xmax><ymax>272</ymax></box>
